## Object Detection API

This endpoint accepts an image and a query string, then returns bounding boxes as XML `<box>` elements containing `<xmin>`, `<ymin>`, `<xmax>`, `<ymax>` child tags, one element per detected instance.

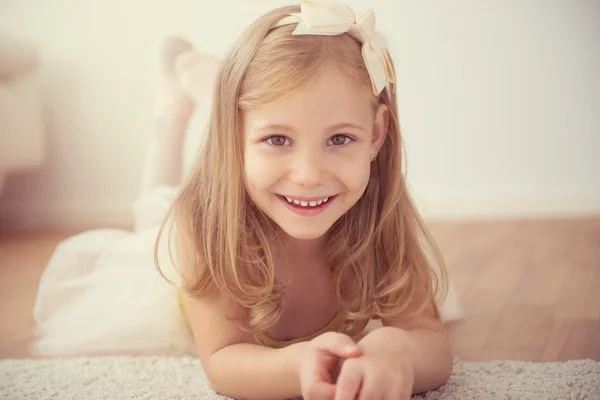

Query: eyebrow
<box><xmin>256</xmin><ymin>122</ymin><xmax>367</xmax><ymax>133</ymax></box>
<box><xmin>327</xmin><ymin>123</ymin><xmax>367</xmax><ymax>133</ymax></box>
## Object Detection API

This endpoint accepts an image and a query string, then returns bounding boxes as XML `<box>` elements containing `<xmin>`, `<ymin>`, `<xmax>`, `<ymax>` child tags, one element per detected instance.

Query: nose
<box><xmin>289</xmin><ymin>150</ymin><xmax>327</xmax><ymax>188</ymax></box>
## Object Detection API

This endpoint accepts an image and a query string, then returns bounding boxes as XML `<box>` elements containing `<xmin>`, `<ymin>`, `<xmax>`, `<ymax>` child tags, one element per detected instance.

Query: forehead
<box><xmin>244</xmin><ymin>67</ymin><xmax>374</xmax><ymax>131</ymax></box>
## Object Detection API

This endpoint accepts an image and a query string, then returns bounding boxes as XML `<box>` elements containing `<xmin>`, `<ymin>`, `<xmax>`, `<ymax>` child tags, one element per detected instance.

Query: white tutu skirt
<box><xmin>32</xmin><ymin>185</ymin><xmax>465</xmax><ymax>357</ymax></box>
<box><xmin>32</xmin><ymin>186</ymin><xmax>197</xmax><ymax>357</ymax></box>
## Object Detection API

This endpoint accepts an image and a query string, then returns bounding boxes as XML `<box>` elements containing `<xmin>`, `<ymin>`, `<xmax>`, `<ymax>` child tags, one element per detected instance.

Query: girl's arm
<box><xmin>358</xmin><ymin>301</ymin><xmax>454</xmax><ymax>395</ymax></box>
<box><xmin>397</xmin><ymin>314</ymin><xmax>453</xmax><ymax>394</ymax></box>
<box><xmin>182</xmin><ymin>292</ymin><xmax>307</xmax><ymax>400</ymax></box>
<box><xmin>175</xmin><ymin>230</ymin><xmax>309</xmax><ymax>400</ymax></box>
<box><xmin>367</xmin><ymin>312</ymin><xmax>453</xmax><ymax>394</ymax></box>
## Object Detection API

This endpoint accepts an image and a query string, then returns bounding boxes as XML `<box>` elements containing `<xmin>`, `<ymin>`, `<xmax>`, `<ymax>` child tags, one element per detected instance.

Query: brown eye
<box><xmin>329</xmin><ymin>135</ymin><xmax>351</xmax><ymax>146</ymax></box>
<box><xmin>267</xmin><ymin>136</ymin><xmax>290</xmax><ymax>146</ymax></box>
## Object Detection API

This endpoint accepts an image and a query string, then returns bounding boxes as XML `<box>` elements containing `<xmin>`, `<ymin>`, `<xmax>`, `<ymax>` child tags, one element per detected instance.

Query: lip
<box><xmin>276</xmin><ymin>194</ymin><xmax>337</xmax><ymax>217</ymax></box>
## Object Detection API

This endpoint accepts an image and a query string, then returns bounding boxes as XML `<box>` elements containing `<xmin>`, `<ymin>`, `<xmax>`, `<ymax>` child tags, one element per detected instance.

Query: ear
<box><xmin>371</xmin><ymin>103</ymin><xmax>388</xmax><ymax>158</ymax></box>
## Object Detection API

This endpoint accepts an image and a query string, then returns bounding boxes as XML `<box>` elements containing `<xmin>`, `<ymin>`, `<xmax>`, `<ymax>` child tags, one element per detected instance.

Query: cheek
<box><xmin>333</xmin><ymin>157</ymin><xmax>371</xmax><ymax>192</ymax></box>
<box><xmin>243</xmin><ymin>148</ymin><xmax>280</xmax><ymax>190</ymax></box>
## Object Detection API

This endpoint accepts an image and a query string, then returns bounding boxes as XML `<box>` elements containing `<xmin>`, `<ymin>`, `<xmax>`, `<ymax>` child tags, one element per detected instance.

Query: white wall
<box><xmin>0</xmin><ymin>0</ymin><xmax>598</xmax><ymax>231</ymax></box>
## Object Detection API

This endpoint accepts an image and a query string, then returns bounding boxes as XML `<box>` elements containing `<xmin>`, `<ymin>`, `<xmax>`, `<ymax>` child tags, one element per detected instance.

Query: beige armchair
<box><xmin>0</xmin><ymin>36</ymin><xmax>46</xmax><ymax>195</ymax></box>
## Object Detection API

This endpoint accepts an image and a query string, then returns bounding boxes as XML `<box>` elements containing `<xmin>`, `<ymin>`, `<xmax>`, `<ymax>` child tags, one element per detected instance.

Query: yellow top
<box><xmin>178</xmin><ymin>290</ymin><xmax>346</xmax><ymax>348</ymax></box>
<box><xmin>252</xmin><ymin>311</ymin><xmax>347</xmax><ymax>348</ymax></box>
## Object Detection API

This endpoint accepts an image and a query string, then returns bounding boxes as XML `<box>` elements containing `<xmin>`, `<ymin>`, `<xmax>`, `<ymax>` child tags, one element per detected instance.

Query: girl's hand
<box><xmin>334</xmin><ymin>352</ymin><xmax>414</xmax><ymax>400</ymax></box>
<box><xmin>299</xmin><ymin>332</ymin><xmax>362</xmax><ymax>400</ymax></box>
<box><xmin>335</xmin><ymin>328</ymin><xmax>416</xmax><ymax>400</ymax></box>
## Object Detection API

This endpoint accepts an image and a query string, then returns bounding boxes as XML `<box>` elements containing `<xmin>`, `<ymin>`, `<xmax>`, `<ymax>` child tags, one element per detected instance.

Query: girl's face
<box><xmin>243</xmin><ymin>65</ymin><xmax>388</xmax><ymax>240</ymax></box>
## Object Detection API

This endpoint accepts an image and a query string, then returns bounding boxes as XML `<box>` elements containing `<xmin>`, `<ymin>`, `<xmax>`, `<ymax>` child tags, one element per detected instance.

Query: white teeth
<box><xmin>282</xmin><ymin>196</ymin><xmax>331</xmax><ymax>208</ymax></box>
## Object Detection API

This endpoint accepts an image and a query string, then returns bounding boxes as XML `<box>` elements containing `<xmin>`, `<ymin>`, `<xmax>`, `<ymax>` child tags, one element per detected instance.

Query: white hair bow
<box><xmin>274</xmin><ymin>0</ymin><xmax>395</xmax><ymax>96</ymax></box>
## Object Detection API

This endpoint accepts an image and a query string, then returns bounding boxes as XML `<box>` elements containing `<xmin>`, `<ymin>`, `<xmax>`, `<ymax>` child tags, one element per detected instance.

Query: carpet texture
<box><xmin>1</xmin><ymin>356</ymin><xmax>599</xmax><ymax>399</ymax></box>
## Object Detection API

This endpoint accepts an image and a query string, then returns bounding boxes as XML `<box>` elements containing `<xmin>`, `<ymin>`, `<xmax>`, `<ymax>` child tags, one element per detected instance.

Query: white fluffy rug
<box><xmin>1</xmin><ymin>356</ymin><xmax>599</xmax><ymax>399</ymax></box>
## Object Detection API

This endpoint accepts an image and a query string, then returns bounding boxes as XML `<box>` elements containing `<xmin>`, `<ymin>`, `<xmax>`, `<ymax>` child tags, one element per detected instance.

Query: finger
<box><xmin>304</xmin><ymin>382</ymin><xmax>336</xmax><ymax>400</ymax></box>
<box><xmin>398</xmin><ymin>384</ymin><xmax>413</xmax><ymax>400</ymax></box>
<box><xmin>301</xmin><ymin>351</ymin><xmax>330</xmax><ymax>387</ymax></box>
<box><xmin>383</xmin><ymin>376</ymin><xmax>412</xmax><ymax>400</ymax></box>
<box><xmin>311</xmin><ymin>332</ymin><xmax>362</xmax><ymax>358</ymax></box>
<box><xmin>390</xmin><ymin>388</ymin><xmax>411</xmax><ymax>400</ymax></box>
<box><xmin>334</xmin><ymin>362</ymin><xmax>363</xmax><ymax>400</ymax></box>
<box><xmin>300</xmin><ymin>350</ymin><xmax>339</xmax><ymax>399</ymax></box>
<box><xmin>383</xmin><ymin>386</ymin><xmax>404</xmax><ymax>400</ymax></box>
<box><xmin>357</xmin><ymin>373</ymin><xmax>382</xmax><ymax>400</ymax></box>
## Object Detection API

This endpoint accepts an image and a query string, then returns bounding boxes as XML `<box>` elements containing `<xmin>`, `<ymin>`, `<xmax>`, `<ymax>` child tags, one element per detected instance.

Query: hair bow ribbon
<box><xmin>275</xmin><ymin>0</ymin><xmax>395</xmax><ymax>95</ymax></box>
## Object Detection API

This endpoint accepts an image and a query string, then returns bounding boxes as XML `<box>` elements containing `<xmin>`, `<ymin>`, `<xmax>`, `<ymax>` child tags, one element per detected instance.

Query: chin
<box><xmin>278</xmin><ymin>224</ymin><xmax>331</xmax><ymax>241</ymax></box>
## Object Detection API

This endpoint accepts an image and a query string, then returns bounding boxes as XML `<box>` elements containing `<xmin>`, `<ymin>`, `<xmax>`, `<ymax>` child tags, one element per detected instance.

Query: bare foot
<box><xmin>176</xmin><ymin>51</ymin><xmax>220</xmax><ymax>113</ymax></box>
<box><xmin>155</xmin><ymin>36</ymin><xmax>195</xmax><ymax>123</ymax></box>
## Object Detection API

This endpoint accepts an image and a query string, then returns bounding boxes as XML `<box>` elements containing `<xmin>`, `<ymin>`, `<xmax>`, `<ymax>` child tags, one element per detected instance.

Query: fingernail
<box><xmin>344</xmin><ymin>344</ymin><xmax>359</xmax><ymax>353</ymax></box>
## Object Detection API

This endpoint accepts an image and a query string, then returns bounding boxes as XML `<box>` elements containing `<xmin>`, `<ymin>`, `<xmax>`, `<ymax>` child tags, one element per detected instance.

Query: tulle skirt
<box><xmin>32</xmin><ymin>185</ymin><xmax>197</xmax><ymax>356</ymax></box>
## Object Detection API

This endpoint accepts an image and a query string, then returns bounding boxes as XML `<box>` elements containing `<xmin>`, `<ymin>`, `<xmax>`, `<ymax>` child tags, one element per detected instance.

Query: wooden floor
<box><xmin>0</xmin><ymin>218</ymin><xmax>599</xmax><ymax>361</ymax></box>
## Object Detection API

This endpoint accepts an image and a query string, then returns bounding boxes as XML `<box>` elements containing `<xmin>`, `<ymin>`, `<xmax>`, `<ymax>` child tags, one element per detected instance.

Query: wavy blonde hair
<box><xmin>155</xmin><ymin>4</ymin><xmax>449</xmax><ymax>336</ymax></box>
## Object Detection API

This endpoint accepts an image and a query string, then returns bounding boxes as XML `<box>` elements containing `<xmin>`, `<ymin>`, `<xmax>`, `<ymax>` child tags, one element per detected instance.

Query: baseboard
<box><xmin>1</xmin><ymin>191</ymin><xmax>599</xmax><ymax>233</ymax></box>
<box><xmin>0</xmin><ymin>196</ymin><xmax>135</xmax><ymax>233</ymax></box>
<box><xmin>414</xmin><ymin>190</ymin><xmax>600</xmax><ymax>221</ymax></box>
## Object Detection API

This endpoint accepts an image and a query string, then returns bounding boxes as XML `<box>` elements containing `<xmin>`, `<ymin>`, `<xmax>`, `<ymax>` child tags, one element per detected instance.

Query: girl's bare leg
<box><xmin>139</xmin><ymin>36</ymin><xmax>221</xmax><ymax>197</ymax></box>
<box><xmin>139</xmin><ymin>36</ymin><xmax>195</xmax><ymax>195</ymax></box>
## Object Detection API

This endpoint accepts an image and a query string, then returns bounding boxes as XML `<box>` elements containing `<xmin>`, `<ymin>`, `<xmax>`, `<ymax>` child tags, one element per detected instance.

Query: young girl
<box><xmin>155</xmin><ymin>1</ymin><xmax>458</xmax><ymax>399</ymax></box>
<box><xmin>33</xmin><ymin>0</ymin><xmax>464</xmax><ymax>397</ymax></box>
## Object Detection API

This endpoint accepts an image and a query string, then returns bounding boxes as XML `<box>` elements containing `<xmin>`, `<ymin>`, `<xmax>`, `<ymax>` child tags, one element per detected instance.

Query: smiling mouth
<box><xmin>281</xmin><ymin>195</ymin><xmax>331</xmax><ymax>208</ymax></box>
<box><xmin>275</xmin><ymin>194</ymin><xmax>338</xmax><ymax>214</ymax></box>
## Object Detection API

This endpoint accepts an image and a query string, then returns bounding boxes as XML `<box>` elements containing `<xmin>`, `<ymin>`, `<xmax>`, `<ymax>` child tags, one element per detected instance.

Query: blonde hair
<box><xmin>155</xmin><ymin>4</ymin><xmax>449</xmax><ymax>336</ymax></box>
